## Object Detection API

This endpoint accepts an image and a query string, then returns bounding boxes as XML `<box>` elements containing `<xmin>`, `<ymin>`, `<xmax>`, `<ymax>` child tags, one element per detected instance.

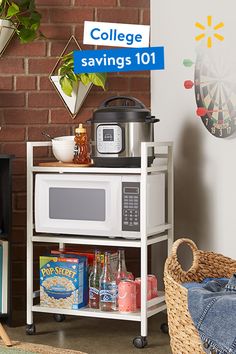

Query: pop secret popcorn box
<box><xmin>40</xmin><ymin>255</ymin><xmax>88</xmax><ymax>310</ymax></box>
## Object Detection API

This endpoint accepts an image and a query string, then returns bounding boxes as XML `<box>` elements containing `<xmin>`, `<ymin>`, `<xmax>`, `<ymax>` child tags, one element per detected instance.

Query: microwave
<box><xmin>35</xmin><ymin>173</ymin><xmax>165</xmax><ymax>239</ymax></box>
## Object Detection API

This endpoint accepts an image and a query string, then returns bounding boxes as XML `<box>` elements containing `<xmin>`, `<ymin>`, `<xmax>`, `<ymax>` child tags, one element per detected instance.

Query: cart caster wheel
<box><xmin>133</xmin><ymin>336</ymin><xmax>148</xmax><ymax>348</ymax></box>
<box><xmin>26</xmin><ymin>324</ymin><xmax>36</xmax><ymax>335</ymax></box>
<box><xmin>53</xmin><ymin>314</ymin><xmax>66</xmax><ymax>322</ymax></box>
<box><xmin>160</xmin><ymin>323</ymin><xmax>169</xmax><ymax>334</ymax></box>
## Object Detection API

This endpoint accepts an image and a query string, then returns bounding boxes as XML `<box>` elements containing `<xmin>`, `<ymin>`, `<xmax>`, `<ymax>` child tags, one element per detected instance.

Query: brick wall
<box><xmin>0</xmin><ymin>0</ymin><xmax>150</xmax><ymax>324</ymax></box>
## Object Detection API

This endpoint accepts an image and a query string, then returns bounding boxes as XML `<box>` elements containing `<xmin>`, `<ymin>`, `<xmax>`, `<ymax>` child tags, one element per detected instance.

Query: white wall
<box><xmin>151</xmin><ymin>0</ymin><xmax>236</xmax><ymax>259</ymax></box>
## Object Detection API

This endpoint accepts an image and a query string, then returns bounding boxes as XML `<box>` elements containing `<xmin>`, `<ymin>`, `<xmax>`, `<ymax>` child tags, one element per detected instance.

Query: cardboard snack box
<box><xmin>40</xmin><ymin>255</ymin><xmax>88</xmax><ymax>310</ymax></box>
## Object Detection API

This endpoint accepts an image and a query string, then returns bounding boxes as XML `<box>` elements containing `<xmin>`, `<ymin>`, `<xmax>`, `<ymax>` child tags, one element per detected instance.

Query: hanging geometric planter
<box><xmin>0</xmin><ymin>19</ymin><xmax>15</xmax><ymax>57</ymax></box>
<box><xmin>50</xmin><ymin>75</ymin><xmax>92</xmax><ymax>117</ymax></box>
<box><xmin>49</xmin><ymin>36</ymin><xmax>92</xmax><ymax>119</ymax></box>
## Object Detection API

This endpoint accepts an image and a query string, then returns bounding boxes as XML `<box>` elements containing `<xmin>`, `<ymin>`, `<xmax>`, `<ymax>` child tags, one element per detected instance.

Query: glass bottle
<box><xmin>73</xmin><ymin>123</ymin><xmax>91</xmax><ymax>165</ymax></box>
<box><xmin>99</xmin><ymin>252</ymin><xmax>118</xmax><ymax>311</ymax></box>
<box><xmin>89</xmin><ymin>250</ymin><xmax>102</xmax><ymax>309</ymax></box>
<box><xmin>116</xmin><ymin>249</ymin><xmax>128</xmax><ymax>284</ymax></box>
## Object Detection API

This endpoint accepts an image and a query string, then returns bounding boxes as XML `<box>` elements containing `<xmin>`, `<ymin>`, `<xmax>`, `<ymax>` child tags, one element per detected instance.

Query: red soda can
<box><xmin>118</xmin><ymin>280</ymin><xmax>136</xmax><ymax>312</ymax></box>
<box><xmin>135</xmin><ymin>277</ymin><xmax>152</xmax><ymax>308</ymax></box>
<box><xmin>148</xmin><ymin>274</ymin><xmax>158</xmax><ymax>298</ymax></box>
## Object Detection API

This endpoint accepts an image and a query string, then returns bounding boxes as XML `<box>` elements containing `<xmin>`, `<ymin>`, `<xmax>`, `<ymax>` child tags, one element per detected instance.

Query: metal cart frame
<box><xmin>26</xmin><ymin>141</ymin><xmax>174</xmax><ymax>348</ymax></box>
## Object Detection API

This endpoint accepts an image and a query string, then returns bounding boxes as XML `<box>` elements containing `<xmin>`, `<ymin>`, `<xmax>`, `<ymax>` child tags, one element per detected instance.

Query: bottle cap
<box><xmin>75</xmin><ymin>124</ymin><xmax>86</xmax><ymax>134</ymax></box>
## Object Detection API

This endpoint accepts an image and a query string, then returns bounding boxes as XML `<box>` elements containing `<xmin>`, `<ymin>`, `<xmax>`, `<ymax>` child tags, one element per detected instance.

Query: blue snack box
<box><xmin>40</xmin><ymin>255</ymin><xmax>88</xmax><ymax>309</ymax></box>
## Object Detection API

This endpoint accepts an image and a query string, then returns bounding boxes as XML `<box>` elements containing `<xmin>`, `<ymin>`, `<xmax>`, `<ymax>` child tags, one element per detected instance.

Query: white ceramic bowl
<box><xmin>52</xmin><ymin>136</ymin><xmax>74</xmax><ymax>163</ymax></box>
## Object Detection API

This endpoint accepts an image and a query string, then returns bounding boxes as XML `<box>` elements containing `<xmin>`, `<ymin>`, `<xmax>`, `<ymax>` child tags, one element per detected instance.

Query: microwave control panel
<box><xmin>122</xmin><ymin>182</ymin><xmax>140</xmax><ymax>232</ymax></box>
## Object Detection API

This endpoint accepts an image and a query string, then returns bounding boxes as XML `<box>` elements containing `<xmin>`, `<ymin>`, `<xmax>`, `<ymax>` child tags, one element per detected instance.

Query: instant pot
<box><xmin>87</xmin><ymin>96</ymin><xmax>159</xmax><ymax>167</ymax></box>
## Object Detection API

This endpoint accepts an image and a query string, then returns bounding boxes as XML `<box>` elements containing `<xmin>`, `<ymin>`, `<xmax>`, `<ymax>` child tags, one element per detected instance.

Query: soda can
<box><xmin>135</xmin><ymin>277</ymin><xmax>152</xmax><ymax>308</ymax></box>
<box><xmin>148</xmin><ymin>274</ymin><xmax>158</xmax><ymax>298</ymax></box>
<box><xmin>118</xmin><ymin>280</ymin><xmax>136</xmax><ymax>313</ymax></box>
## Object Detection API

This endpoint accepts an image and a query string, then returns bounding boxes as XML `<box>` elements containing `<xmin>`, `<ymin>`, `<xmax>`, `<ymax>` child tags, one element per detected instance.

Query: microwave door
<box><xmin>35</xmin><ymin>174</ymin><xmax>121</xmax><ymax>237</ymax></box>
<box><xmin>49</xmin><ymin>187</ymin><xmax>106</xmax><ymax>222</ymax></box>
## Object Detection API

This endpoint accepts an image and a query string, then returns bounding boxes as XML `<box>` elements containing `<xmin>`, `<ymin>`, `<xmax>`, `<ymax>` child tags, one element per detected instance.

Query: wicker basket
<box><xmin>164</xmin><ymin>238</ymin><xmax>236</xmax><ymax>354</ymax></box>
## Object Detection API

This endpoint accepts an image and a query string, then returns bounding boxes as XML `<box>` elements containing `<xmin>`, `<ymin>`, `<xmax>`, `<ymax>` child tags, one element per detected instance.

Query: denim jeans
<box><xmin>183</xmin><ymin>274</ymin><xmax>236</xmax><ymax>354</ymax></box>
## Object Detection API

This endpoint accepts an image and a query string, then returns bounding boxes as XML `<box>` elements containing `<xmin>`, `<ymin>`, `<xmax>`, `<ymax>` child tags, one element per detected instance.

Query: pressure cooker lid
<box><xmin>91</xmin><ymin>96</ymin><xmax>154</xmax><ymax>123</ymax></box>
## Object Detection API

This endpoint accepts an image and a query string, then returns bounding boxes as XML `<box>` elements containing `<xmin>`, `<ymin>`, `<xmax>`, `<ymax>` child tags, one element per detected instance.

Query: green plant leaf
<box><xmin>30</xmin><ymin>11</ymin><xmax>41</xmax><ymax>24</ymax></box>
<box><xmin>80</xmin><ymin>73</ymin><xmax>90</xmax><ymax>86</ymax></box>
<box><xmin>29</xmin><ymin>1</ymin><xmax>36</xmax><ymax>12</ymax></box>
<box><xmin>31</xmin><ymin>22</ymin><xmax>39</xmax><ymax>31</ymax></box>
<box><xmin>18</xmin><ymin>15</ymin><xmax>30</xmax><ymax>28</ymax></box>
<box><xmin>62</xmin><ymin>55</ymin><xmax>73</xmax><ymax>63</ymax></box>
<box><xmin>61</xmin><ymin>51</ymin><xmax>73</xmax><ymax>60</ymax></box>
<box><xmin>67</xmin><ymin>71</ymin><xmax>78</xmax><ymax>83</ymax></box>
<box><xmin>0</xmin><ymin>4</ymin><xmax>4</xmax><ymax>17</ymax></box>
<box><xmin>58</xmin><ymin>66</ymin><xmax>67</xmax><ymax>76</ymax></box>
<box><xmin>88</xmin><ymin>73</ymin><xmax>107</xmax><ymax>90</ymax></box>
<box><xmin>20</xmin><ymin>0</ymin><xmax>35</xmax><ymax>12</ymax></box>
<box><xmin>63</xmin><ymin>58</ymin><xmax>74</xmax><ymax>67</ymax></box>
<box><xmin>58</xmin><ymin>64</ymin><xmax>73</xmax><ymax>76</ymax></box>
<box><xmin>6</xmin><ymin>3</ymin><xmax>20</xmax><ymax>18</ymax></box>
<box><xmin>60</xmin><ymin>76</ymin><xmax>73</xmax><ymax>97</ymax></box>
<box><xmin>19</xmin><ymin>28</ymin><xmax>36</xmax><ymax>43</ymax></box>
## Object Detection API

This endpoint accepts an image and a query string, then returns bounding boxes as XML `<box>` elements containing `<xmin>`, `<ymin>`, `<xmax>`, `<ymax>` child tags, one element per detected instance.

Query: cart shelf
<box><xmin>32</xmin><ymin>291</ymin><xmax>165</xmax><ymax>322</ymax></box>
<box><xmin>32</xmin><ymin>230</ymin><xmax>170</xmax><ymax>248</ymax></box>
<box><xmin>28</xmin><ymin>141</ymin><xmax>171</xmax><ymax>175</ymax></box>
<box><xmin>31</xmin><ymin>165</ymin><xmax>168</xmax><ymax>174</ymax></box>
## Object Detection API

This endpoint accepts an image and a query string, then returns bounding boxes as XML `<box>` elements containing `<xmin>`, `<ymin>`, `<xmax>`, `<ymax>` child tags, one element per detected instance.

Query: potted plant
<box><xmin>0</xmin><ymin>0</ymin><xmax>42</xmax><ymax>55</ymax></box>
<box><xmin>57</xmin><ymin>51</ymin><xmax>107</xmax><ymax>97</ymax></box>
<box><xmin>50</xmin><ymin>50</ymin><xmax>107</xmax><ymax>118</ymax></box>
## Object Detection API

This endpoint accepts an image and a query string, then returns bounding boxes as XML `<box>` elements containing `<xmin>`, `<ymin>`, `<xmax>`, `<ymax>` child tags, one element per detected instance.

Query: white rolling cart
<box><xmin>26</xmin><ymin>141</ymin><xmax>174</xmax><ymax>349</ymax></box>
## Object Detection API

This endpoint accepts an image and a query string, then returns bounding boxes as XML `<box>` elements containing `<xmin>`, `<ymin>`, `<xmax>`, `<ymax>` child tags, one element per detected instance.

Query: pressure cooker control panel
<box><xmin>96</xmin><ymin>124</ymin><xmax>123</xmax><ymax>154</ymax></box>
<box><xmin>122</xmin><ymin>182</ymin><xmax>140</xmax><ymax>232</ymax></box>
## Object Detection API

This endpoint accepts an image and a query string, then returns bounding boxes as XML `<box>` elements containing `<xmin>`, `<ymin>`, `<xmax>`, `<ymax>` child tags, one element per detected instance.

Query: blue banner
<box><xmin>73</xmin><ymin>46</ymin><xmax>165</xmax><ymax>73</ymax></box>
